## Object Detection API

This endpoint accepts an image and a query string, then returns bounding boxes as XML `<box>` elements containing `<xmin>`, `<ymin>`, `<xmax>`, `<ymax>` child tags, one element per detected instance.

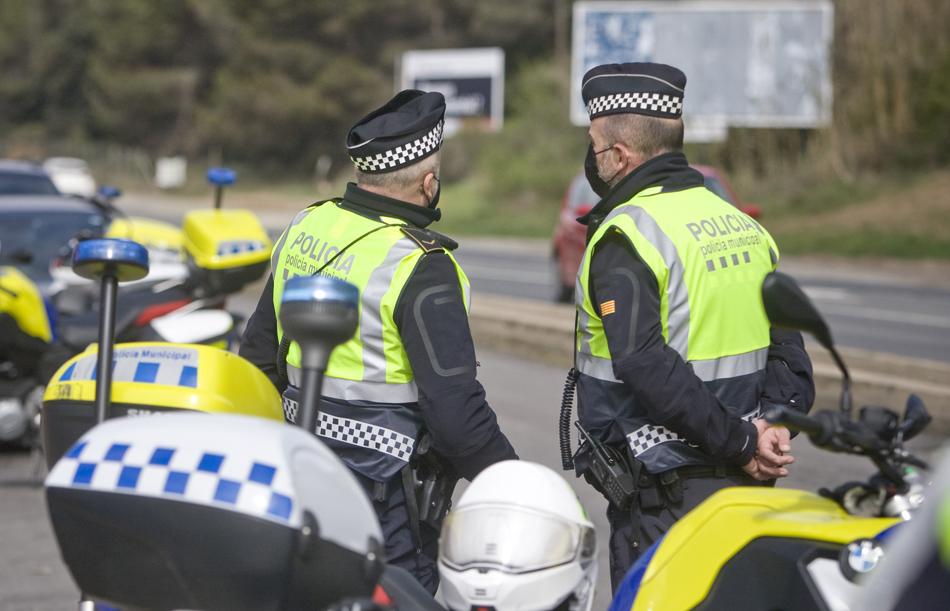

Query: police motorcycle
<box><xmin>43</xmin><ymin>238</ymin><xmax>441</xmax><ymax>610</ymax></box>
<box><xmin>0</xmin><ymin>169</ymin><xmax>270</xmax><ymax>450</ymax></box>
<box><xmin>608</xmin><ymin>271</ymin><xmax>932</xmax><ymax>611</ymax></box>
<box><xmin>50</xmin><ymin>167</ymin><xmax>269</xmax><ymax>343</ymax></box>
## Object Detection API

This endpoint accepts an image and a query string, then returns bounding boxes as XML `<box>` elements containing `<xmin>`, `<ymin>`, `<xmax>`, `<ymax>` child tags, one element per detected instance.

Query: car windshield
<box><xmin>703</xmin><ymin>176</ymin><xmax>735</xmax><ymax>205</ymax></box>
<box><xmin>0</xmin><ymin>210</ymin><xmax>106</xmax><ymax>283</ymax></box>
<box><xmin>0</xmin><ymin>171</ymin><xmax>60</xmax><ymax>195</ymax></box>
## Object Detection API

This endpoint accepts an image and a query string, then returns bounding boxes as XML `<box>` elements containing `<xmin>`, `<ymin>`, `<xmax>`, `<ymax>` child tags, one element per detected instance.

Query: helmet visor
<box><xmin>440</xmin><ymin>504</ymin><xmax>593</xmax><ymax>573</ymax></box>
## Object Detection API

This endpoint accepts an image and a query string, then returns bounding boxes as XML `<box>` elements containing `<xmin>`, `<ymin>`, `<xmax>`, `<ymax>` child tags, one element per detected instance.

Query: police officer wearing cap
<box><xmin>240</xmin><ymin>90</ymin><xmax>518</xmax><ymax>593</ymax></box>
<box><xmin>571</xmin><ymin>63</ymin><xmax>815</xmax><ymax>588</ymax></box>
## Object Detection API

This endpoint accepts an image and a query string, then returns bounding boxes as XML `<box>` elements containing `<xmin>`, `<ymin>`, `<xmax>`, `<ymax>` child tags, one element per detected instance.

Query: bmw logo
<box><xmin>838</xmin><ymin>538</ymin><xmax>885</xmax><ymax>582</ymax></box>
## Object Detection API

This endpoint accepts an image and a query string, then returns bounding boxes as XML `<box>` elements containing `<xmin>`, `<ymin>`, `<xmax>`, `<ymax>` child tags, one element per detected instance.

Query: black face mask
<box><xmin>585</xmin><ymin>144</ymin><xmax>615</xmax><ymax>198</ymax></box>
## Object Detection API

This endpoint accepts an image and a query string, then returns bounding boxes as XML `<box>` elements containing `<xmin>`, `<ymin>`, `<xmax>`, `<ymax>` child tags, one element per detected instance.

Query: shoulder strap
<box><xmin>399</xmin><ymin>226</ymin><xmax>459</xmax><ymax>253</ymax></box>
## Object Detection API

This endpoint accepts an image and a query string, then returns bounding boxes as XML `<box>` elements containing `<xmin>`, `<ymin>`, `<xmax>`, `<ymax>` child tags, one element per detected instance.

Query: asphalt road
<box><xmin>1</xmin><ymin>347</ymin><xmax>944</xmax><ymax>610</ymax></box>
<box><xmin>453</xmin><ymin>243</ymin><xmax>950</xmax><ymax>363</ymax></box>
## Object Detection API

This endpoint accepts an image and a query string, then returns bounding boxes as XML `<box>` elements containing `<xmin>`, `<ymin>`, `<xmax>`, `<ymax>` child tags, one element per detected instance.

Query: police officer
<box><xmin>239</xmin><ymin>90</ymin><xmax>518</xmax><ymax>593</ymax></box>
<box><xmin>572</xmin><ymin>63</ymin><xmax>815</xmax><ymax>589</ymax></box>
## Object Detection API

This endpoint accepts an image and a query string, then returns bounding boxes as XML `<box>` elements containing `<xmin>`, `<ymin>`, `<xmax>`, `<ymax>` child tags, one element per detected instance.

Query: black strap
<box><xmin>401</xmin><ymin>465</ymin><xmax>423</xmax><ymax>552</ymax></box>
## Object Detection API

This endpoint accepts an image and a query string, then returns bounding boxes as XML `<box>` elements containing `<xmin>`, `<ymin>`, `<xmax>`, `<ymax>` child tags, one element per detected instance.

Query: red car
<box><xmin>551</xmin><ymin>166</ymin><xmax>761</xmax><ymax>302</ymax></box>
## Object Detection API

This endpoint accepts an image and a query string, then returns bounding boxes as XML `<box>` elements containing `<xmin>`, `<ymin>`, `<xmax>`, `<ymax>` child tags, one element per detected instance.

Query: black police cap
<box><xmin>346</xmin><ymin>90</ymin><xmax>446</xmax><ymax>174</ymax></box>
<box><xmin>582</xmin><ymin>62</ymin><xmax>686</xmax><ymax>120</ymax></box>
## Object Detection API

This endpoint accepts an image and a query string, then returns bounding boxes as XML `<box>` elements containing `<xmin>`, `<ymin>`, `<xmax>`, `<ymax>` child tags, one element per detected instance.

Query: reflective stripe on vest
<box><xmin>286</xmin><ymin>364</ymin><xmax>419</xmax><ymax>404</ymax></box>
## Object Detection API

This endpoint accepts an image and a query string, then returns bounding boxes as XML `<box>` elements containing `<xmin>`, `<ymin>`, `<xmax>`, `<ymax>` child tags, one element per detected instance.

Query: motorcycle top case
<box><xmin>105</xmin><ymin>216</ymin><xmax>184</xmax><ymax>256</ymax></box>
<box><xmin>45</xmin><ymin>413</ymin><xmax>383</xmax><ymax>611</ymax></box>
<box><xmin>42</xmin><ymin>342</ymin><xmax>282</xmax><ymax>467</ymax></box>
<box><xmin>182</xmin><ymin>209</ymin><xmax>272</xmax><ymax>294</ymax></box>
<box><xmin>0</xmin><ymin>266</ymin><xmax>53</xmax><ymax>342</ymax></box>
<box><xmin>619</xmin><ymin>487</ymin><xmax>898</xmax><ymax>611</ymax></box>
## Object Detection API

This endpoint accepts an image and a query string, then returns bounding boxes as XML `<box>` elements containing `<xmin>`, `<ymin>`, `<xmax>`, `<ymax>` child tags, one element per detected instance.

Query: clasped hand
<box><xmin>742</xmin><ymin>419</ymin><xmax>794</xmax><ymax>481</ymax></box>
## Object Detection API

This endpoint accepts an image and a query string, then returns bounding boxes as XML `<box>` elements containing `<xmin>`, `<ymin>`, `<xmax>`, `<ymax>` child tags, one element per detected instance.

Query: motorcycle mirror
<box><xmin>72</xmin><ymin>239</ymin><xmax>149</xmax><ymax>424</ymax></box>
<box><xmin>279</xmin><ymin>275</ymin><xmax>359</xmax><ymax>434</ymax></box>
<box><xmin>762</xmin><ymin>271</ymin><xmax>853</xmax><ymax>415</ymax></box>
<box><xmin>899</xmin><ymin>394</ymin><xmax>931</xmax><ymax>441</ymax></box>
<box><xmin>761</xmin><ymin>272</ymin><xmax>833</xmax><ymax>350</ymax></box>
<box><xmin>858</xmin><ymin>406</ymin><xmax>898</xmax><ymax>442</ymax></box>
<box><xmin>207</xmin><ymin>167</ymin><xmax>236</xmax><ymax>210</ymax></box>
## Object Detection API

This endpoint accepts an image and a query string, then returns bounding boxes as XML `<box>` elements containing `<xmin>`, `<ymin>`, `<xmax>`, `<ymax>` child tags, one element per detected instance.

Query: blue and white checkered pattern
<box><xmin>351</xmin><ymin>121</ymin><xmax>444</xmax><ymax>173</ymax></box>
<box><xmin>50</xmin><ymin>439</ymin><xmax>295</xmax><ymax>525</ymax></box>
<box><xmin>215</xmin><ymin>240</ymin><xmax>267</xmax><ymax>257</ymax></box>
<box><xmin>58</xmin><ymin>347</ymin><xmax>199</xmax><ymax>388</ymax></box>
<box><xmin>587</xmin><ymin>92</ymin><xmax>683</xmax><ymax>118</ymax></box>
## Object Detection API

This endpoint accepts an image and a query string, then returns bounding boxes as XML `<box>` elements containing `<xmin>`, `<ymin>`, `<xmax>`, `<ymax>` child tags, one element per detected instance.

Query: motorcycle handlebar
<box><xmin>762</xmin><ymin>404</ymin><xmax>828</xmax><ymax>440</ymax></box>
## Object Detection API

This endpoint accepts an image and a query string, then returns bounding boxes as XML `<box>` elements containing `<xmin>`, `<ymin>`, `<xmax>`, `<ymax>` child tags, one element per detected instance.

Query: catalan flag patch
<box><xmin>600</xmin><ymin>300</ymin><xmax>616</xmax><ymax>316</ymax></box>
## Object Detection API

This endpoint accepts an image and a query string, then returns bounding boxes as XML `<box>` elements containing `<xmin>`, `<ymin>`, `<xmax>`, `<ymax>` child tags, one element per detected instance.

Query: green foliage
<box><xmin>475</xmin><ymin>62</ymin><xmax>586</xmax><ymax>205</ymax></box>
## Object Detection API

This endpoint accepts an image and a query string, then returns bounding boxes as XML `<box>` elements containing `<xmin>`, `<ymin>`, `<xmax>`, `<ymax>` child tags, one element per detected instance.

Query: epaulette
<box><xmin>306</xmin><ymin>197</ymin><xmax>343</xmax><ymax>209</ymax></box>
<box><xmin>400</xmin><ymin>226</ymin><xmax>459</xmax><ymax>253</ymax></box>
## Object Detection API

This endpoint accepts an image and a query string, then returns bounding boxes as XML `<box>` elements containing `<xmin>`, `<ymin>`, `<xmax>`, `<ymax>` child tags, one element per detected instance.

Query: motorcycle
<box><xmin>609</xmin><ymin>271</ymin><xmax>932</xmax><ymax>611</ymax></box>
<box><xmin>0</xmin><ymin>168</ymin><xmax>272</xmax><ymax>451</ymax></box>
<box><xmin>42</xmin><ymin>238</ymin><xmax>441</xmax><ymax>610</ymax></box>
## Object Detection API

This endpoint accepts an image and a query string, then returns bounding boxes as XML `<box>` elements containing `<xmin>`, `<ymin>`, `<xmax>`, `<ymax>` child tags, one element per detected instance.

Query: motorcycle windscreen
<box><xmin>440</xmin><ymin>505</ymin><xmax>595</xmax><ymax>573</ymax></box>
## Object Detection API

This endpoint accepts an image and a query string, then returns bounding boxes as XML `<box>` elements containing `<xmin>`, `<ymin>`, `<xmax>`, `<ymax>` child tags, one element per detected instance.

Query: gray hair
<box><xmin>602</xmin><ymin>114</ymin><xmax>684</xmax><ymax>159</ymax></box>
<box><xmin>355</xmin><ymin>151</ymin><xmax>441</xmax><ymax>193</ymax></box>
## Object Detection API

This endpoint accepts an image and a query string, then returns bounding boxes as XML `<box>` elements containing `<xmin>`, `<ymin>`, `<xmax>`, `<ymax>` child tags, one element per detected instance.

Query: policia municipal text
<box><xmin>571</xmin><ymin>63</ymin><xmax>815</xmax><ymax>590</ymax></box>
<box><xmin>240</xmin><ymin>91</ymin><xmax>518</xmax><ymax>592</ymax></box>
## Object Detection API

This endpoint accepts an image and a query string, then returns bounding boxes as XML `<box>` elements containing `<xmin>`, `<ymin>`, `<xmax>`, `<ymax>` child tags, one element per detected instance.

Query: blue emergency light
<box><xmin>281</xmin><ymin>275</ymin><xmax>360</xmax><ymax>310</ymax></box>
<box><xmin>207</xmin><ymin>167</ymin><xmax>237</xmax><ymax>187</ymax></box>
<box><xmin>72</xmin><ymin>238</ymin><xmax>149</xmax><ymax>282</ymax></box>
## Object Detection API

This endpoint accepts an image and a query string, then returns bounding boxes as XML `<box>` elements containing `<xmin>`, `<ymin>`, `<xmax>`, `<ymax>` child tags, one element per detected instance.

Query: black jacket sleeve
<box><xmin>762</xmin><ymin>329</ymin><xmax>815</xmax><ymax>414</ymax></box>
<box><xmin>394</xmin><ymin>251</ymin><xmax>518</xmax><ymax>480</ymax></box>
<box><xmin>238</xmin><ymin>274</ymin><xmax>286</xmax><ymax>393</ymax></box>
<box><xmin>590</xmin><ymin>231</ymin><xmax>757</xmax><ymax>466</ymax></box>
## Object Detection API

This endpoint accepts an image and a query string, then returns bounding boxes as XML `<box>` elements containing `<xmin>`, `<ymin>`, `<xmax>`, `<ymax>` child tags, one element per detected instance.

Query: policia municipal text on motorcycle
<box><xmin>567</xmin><ymin>62</ymin><xmax>815</xmax><ymax>589</ymax></box>
<box><xmin>239</xmin><ymin>90</ymin><xmax>518</xmax><ymax>593</ymax></box>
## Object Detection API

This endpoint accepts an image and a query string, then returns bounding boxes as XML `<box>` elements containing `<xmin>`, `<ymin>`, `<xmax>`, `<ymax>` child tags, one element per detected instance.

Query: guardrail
<box><xmin>469</xmin><ymin>294</ymin><xmax>950</xmax><ymax>430</ymax></box>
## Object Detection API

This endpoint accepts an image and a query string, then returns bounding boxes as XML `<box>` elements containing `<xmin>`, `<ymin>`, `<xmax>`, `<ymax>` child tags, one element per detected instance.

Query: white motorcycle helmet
<box><xmin>439</xmin><ymin>460</ymin><xmax>597</xmax><ymax>611</ymax></box>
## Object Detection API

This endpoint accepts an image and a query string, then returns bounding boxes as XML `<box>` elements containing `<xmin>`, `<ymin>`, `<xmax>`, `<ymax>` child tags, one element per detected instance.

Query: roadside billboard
<box><xmin>571</xmin><ymin>1</ymin><xmax>834</xmax><ymax>141</ymax></box>
<box><xmin>400</xmin><ymin>47</ymin><xmax>505</xmax><ymax>133</ymax></box>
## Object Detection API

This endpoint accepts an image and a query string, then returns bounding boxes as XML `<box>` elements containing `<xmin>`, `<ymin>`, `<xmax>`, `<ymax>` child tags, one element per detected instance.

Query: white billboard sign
<box><xmin>400</xmin><ymin>47</ymin><xmax>505</xmax><ymax>133</ymax></box>
<box><xmin>571</xmin><ymin>1</ymin><xmax>834</xmax><ymax>141</ymax></box>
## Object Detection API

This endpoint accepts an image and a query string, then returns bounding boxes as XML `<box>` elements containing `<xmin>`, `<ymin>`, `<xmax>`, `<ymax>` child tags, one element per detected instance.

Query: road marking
<box><xmin>820</xmin><ymin>304</ymin><xmax>950</xmax><ymax>329</ymax></box>
<box><xmin>803</xmin><ymin>286</ymin><xmax>852</xmax><ymax>302</ymax></box>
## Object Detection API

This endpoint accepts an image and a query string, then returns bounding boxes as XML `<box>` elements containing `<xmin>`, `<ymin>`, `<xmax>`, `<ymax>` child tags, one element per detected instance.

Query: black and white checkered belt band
<box><xmin>282</xmin><ymin>397</ymin><xmax>415</xmax><ymax>463</ymax></box>
<box><xmin>626</xmin><ymin>406</ymin><xmax>762</xmax><ymax>457</ymax></box>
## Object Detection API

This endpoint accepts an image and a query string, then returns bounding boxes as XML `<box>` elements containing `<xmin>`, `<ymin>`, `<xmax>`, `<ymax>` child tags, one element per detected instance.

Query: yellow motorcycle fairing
<box><xmin>0</xmin><ymin>266</ymin><xmax>53</xmax><ymax>342</ymax></box>
<box><xmin>632</xmin><ymin>487</ymin><xmax>897</xmax><ymax>611</ymax></box>
<box><xmin>43</xmin><ymin>342</ymin><xmax>282</xmax><ymax>420</ymax></box>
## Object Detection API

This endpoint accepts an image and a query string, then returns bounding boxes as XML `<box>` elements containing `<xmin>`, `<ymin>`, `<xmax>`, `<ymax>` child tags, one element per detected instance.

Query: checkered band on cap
<box><xmin>282</xmin><ymin>396</ymin><xmax>415</xmax><ymax>463</ymax></box>
<box><xmin>48</xmin><ymin>439</ymin><xmax>296</xmax><ymax>525</ymax></box>
<box><xmin>351</xmin><ymin>120</ymin><xmax>444</xmax><ymax>173</ymax></box>
<box><xmin>587</xmin><ymin>92</ymin><xmax>683</xmax><ymax>118</ymax></box>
